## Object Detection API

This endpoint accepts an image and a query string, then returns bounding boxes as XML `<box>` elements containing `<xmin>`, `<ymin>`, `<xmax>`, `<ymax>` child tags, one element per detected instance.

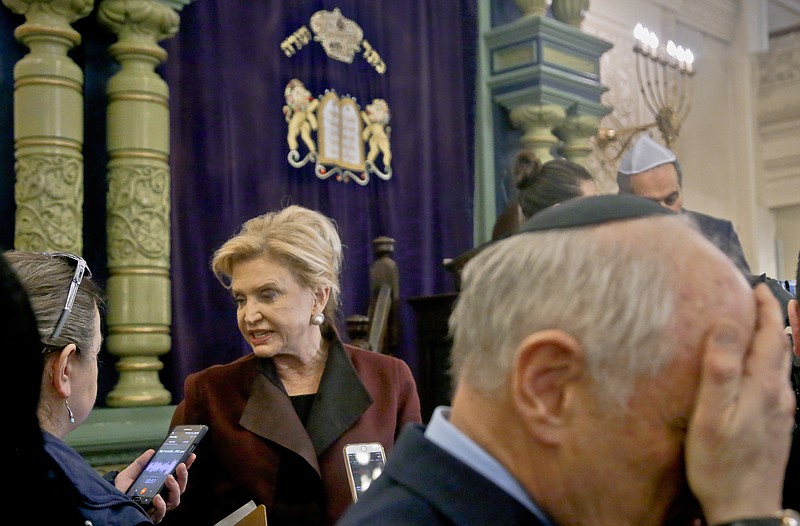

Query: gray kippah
<box><xmin>517</xmin><ymin>194</ymin><xmax>676</xmax><ymax>233</ymax></box>
<box><xmin>618</xmin><ymin>134</ymin><xmax>677</xmax><ymax>175</ymax></box>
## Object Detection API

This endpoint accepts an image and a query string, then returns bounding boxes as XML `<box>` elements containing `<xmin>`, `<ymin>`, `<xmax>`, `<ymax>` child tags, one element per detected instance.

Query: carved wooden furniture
<box><xmin>407</xmin><ymin>292</ymin><xmax>457</xmax><ymax>423</ymax></box>
<box><xmin>344</xmin><ymin>314</ymin><xmax>371</xmax><ymax>350</ymax></box>
<box><xmin>345</xmin><ymin>236</ymin><xmax>400</xmax><ymax>354</ymax></box>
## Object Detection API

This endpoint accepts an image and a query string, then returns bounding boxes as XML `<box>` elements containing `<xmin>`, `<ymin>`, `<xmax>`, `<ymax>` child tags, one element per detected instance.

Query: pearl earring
<box><xmin>311</xmin><ymin>313</ymin><xmax>325</xmax><ymax>326</ymax></box>
<box><xmin>65</xmin><ymin>399</ymin><xmax>75</xmax><ymax>424</ymax></box>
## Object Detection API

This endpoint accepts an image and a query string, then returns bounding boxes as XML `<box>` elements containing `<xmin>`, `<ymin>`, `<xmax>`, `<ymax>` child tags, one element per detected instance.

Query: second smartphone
<box><xmin>343</xmin><ymin>442</ymin><xmax>386</xmax><ymax>502</ymax></box>
<box><xmin>125</xmin><ymin>424</ymin><xmax>208</xmax><ymax>508</ymax></box>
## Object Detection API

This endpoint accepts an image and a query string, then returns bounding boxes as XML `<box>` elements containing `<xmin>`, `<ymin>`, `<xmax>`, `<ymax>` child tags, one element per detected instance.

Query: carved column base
<box><xmin>106</xmin><ymin>356</ymin><xmax>171</xmax><ymax>407</ymax></box>
<box><xmin>104</xmin><ymin>269</ymin><xmax>171</xmax><ymax>406</ymax></box>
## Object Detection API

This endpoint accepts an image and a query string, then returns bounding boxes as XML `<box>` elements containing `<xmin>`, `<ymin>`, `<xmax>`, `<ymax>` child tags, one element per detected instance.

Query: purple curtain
<box><xmin>162</xmin><ymin>1</ymin><xmax>477</xmax><ymax>400</ymax></box>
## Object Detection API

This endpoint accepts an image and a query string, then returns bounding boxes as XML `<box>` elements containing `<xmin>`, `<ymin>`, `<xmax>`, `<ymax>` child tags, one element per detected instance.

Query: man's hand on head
<box><xmin>686</xmin><ymin>285</ymin><xmax>795</xmax><ymax>525</ymax></box>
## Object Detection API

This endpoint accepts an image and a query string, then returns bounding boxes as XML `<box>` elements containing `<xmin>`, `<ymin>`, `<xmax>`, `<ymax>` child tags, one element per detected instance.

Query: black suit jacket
<box><xmin>684</xmin><ymin>209</ymin><xmax>751</xmax><ymax>275</ymax></box>
<box><xmin>785</xmin><ymin>427</ymin><xmax>800</xmax><ymax>510</ymax></box>
<box><xmin>337</xmin><ymin>424</ymin><xmax>549</xmax><ymax>526</ymax></box>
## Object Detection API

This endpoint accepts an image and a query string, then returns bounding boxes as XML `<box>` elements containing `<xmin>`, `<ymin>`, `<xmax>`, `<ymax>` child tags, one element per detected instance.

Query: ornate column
<box><xmin>486</xmin><ymin>15</ymin><xmax>611</xmax><ymax>161</ymax></box>
<box><xmin>508</xmin><ymin>104</ymin><xmax>565</xmax><ymax>162</ymax></box>
<box><xmin>98</xmin><ymin>0</ymin><xmax>179</xmax><ymax>407</ymax></box>
<box><xmin>554</xmin><ymin>113</ymin><xmax>600</xmax><ymax>165</ymax></box>
<box><xmin>474</xmin><ymin>12</ymin><xmax>612</xmax><ymax>241</ymax></box>
<box><xmin>3</xmin><ymin>0</ymin><xmax>94</xmax><ymax>253</ymax></box>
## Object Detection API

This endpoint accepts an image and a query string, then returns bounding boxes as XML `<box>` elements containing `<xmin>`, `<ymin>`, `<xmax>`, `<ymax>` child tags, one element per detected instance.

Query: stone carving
<box><xmin>14</xmin><ymin>154</ymin><xmax>82</xmax><ymax>252</ymax></box>
<box><xmin>3</xmin><ymin>0</ymin><xmax>93</xmax><ymax>22</ymax></box>
<box><xmin>99</xmin><ymin>0</ymin><xmax>180</xmax><ymax>41</ymax></box>
<box><xmin>758</xmin><ymin>33</ymin><xmax>800</xmax><ymax>88</ymax></box>
<box><xmin>106</xmin><ymin>164</ymin><xmax>170</xmax><ymax>264</ymax></box>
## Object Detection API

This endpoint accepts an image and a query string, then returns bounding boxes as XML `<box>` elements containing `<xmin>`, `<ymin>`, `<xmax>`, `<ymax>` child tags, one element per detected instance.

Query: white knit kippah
<box><xmin>618</xmin><ymin>134</ymin><xmax>677</xmax><ymax>175</ymax></box>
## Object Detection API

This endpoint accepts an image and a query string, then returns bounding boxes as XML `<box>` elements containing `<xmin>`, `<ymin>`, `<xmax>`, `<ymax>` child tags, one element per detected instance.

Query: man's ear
<box><xmin>511</xmin><ymin>329</ymin><xmax>584</xmax><ymax>445</ymax></box>
<box><xmin>49</xmin><ymin>344</ymin><xmax>78</xmax><ymax>398</ymax></box>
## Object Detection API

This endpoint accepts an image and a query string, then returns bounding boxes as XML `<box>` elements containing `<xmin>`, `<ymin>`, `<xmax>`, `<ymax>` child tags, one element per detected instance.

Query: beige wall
<box><xmin>755</xmin><ymin>30</ymin><xmax>800</xmax><ymax>280</ymax></box>
<box><xmin>775</xmin><ymin>205</ymin><xmax>800</xmax><ymax>279</ymax></box>
<box><xmin>582</xmin><ymin>0</ymin><xmax>800</xmax><ymax>280</ymax></box>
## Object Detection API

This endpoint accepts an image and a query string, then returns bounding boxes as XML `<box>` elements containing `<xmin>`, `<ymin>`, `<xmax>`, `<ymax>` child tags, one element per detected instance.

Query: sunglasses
<box><xmin>48</xmin><ymin>252</ymin><xmax>93</xmax><ymax>340</ymax></box>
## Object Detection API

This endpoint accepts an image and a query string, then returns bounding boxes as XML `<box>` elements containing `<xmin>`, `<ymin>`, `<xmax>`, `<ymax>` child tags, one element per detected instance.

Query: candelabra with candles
<box><xmin>596</xmin><ymin>23</ymin><xmax>695</xmax><ymax>155</ymax></box>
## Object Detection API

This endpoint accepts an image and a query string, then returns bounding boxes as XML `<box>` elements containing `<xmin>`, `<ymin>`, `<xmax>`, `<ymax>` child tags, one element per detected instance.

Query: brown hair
<box><xmin>514</xmin><ymin>151</ymin><xmax>594</xmax><ymax>218</ymax></box>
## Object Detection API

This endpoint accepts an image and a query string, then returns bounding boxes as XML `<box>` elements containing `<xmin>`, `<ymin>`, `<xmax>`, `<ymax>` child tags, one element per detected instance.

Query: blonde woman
<box><xmin>165</xmin><ymin>206</ymin><xmax>421</xmax><ymax>526</ymax></box>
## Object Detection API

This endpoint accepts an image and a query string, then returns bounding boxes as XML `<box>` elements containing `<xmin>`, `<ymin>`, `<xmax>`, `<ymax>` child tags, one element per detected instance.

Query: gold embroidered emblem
<box><xmin>309</xmin><ymin>8</ymin><xmax>363</xmax><ymax>64</ymax></box>
<box><xmin>283</xmin><ymin>79</ymin><xmax>319</xmax><ymax>154</ymax></box>
<box><xmin>362</xmin><ymin>99</ymin><xmax>392</xmax><ymax>172</ymax></box>
<box><xmin>280</xmin><ymin>9</ymin><xmax>387</xmax><ymax>74</ymax></box>
<box><xmin>317</xmin><ymin>91</ymin><xmax>364</xmax><ymax>171</ymax></box>
<box><xmin>280</xmin><ymin>26</ymin><xmax>312</xmax><ymax>57</ymax></box>
<box><xmin>285</xmin><ymin>79</ymin><xmax>393</xmax><ymax>185</ymax></box>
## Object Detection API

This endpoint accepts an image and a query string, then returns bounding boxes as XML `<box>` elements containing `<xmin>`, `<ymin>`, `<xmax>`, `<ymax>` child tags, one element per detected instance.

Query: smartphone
<box><xmin>343</xmin><ymin>442</ymin><xmax>386</xmax><ymax>502</ymax></box>
<box><xmin>125</xmin><ymin>424</ymin><xmax>208</xmax><ymax>508</ymax></box>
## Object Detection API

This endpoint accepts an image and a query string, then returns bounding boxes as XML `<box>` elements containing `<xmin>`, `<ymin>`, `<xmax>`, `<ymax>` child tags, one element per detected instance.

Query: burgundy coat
<box><xmin>161</xmin><ymin>336</ymin><xmax>421</xmax><ymax>526</ymax></box>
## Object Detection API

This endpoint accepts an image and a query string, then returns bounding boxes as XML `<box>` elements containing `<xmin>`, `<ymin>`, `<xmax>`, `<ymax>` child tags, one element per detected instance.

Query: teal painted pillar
<box><xmin>474</xmin><ymin>2</ymin><xmax>612</xmax><ymax>241</ymax></box>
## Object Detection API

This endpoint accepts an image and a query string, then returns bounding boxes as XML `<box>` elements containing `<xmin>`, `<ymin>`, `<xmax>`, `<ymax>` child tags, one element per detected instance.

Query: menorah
<box><xmin>596</xmin><ymin>23</ymin><xmax>695</xmax><ymax>155</ymax></box>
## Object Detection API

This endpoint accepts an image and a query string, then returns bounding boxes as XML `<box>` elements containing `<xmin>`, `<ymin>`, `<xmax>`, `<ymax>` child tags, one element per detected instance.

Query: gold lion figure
<box><xmin>283</xmin><ymin>79</ymin><xmax>319</xmax><ymax>154</ymax></box>
<box><xmin>361</xmin><ymin>99</ymin><xmax>391</xmax><ymax>169</ymax></box>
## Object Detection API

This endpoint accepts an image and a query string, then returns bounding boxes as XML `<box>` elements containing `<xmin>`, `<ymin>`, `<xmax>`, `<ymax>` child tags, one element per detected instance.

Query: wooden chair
<box><xmin>344</xmin><ymin>314</ymin><xmax>371</xmax><ymax>350</ymax></box>
<box><xmin>345</xmin><ymin>236</ymin><xmax>400</xmax><ymax>354</ymax></box>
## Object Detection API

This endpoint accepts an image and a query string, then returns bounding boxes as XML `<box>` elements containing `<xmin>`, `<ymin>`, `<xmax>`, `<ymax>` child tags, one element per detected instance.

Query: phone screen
<box><xmin>344</xmin><ymin>443</ymin><xmax>386</xmax><ymax>501</ymax></box>
<box><xmin>126</xmin><ymin>425</ymin><xmax>207</xmax><ymax>507</ymax></box>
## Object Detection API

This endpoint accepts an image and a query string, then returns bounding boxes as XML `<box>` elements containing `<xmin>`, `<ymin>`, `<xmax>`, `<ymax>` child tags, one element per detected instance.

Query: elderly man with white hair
<box><xmin>337</xmin><ymin>194</ymin><xmax>797</xmax><ymax>526</ymax></box>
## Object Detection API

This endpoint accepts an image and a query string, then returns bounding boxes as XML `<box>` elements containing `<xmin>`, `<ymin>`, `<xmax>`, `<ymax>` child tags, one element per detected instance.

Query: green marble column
<box><xmin>98</xmin><ymin>0</ymin><xmax>179</xmax><ymax>407</ymax></box>
<box><xmin>4</xmin><ymin>0</ymin><xmax>94</xmax><ymax>253</ymax></box>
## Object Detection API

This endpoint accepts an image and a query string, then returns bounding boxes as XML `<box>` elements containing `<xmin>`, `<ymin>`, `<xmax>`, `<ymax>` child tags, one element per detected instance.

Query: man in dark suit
<box><xmin>337</xmin><ymin>195</ymin><xmax>797</xmax><ymax>526</ymax></box>
<box><xmin>617</xmin><ymin>134</ymin><xmax>751</xmax><ymax>275</ymax></box>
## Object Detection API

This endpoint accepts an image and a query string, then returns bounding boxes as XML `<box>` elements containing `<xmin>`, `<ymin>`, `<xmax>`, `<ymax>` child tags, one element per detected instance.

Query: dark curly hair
<box><xmin>514</xmin><ymin>150</ymin><xmax>595</xmax><ymax>218</ymax></box>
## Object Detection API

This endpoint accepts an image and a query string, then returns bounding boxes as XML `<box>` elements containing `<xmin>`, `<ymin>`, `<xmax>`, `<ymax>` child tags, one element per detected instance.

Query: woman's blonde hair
<box><xmin>211</xmin><ymin>206</ymin><xmax>343</xmax><ymax>320</ymax></box>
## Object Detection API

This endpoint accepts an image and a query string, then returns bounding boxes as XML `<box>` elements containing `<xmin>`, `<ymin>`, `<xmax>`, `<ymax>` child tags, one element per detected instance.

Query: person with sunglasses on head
<box><xmin>491</xmin><ymin>149</ymin><xmax>597</xmax><ymax>241</ymax></box>
<box><xmin>4</xmin><ymin>250</ymin><xmax>195</xmax><ymax>525</ymax></box>
<box><xmin>3</xmin><ymin>251</ymin><xmax>84</xmax><ymax>524</ymax></box>
<box><xmin>446</xmin><ymin>151</ymin><xmax>597</xmax><ymax>285</ymax></box>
